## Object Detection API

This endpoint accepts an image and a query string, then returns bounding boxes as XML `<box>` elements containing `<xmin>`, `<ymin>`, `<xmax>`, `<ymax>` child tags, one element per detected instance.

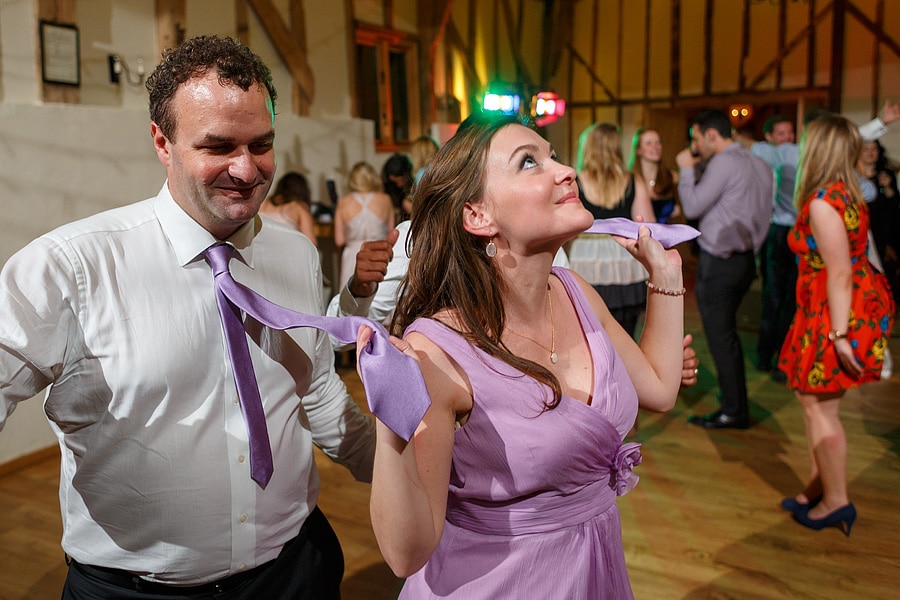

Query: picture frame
<box><xmin>39</xmin><ymin>21</ymin><xmax>80</xmax><ymax>86</ymax></box>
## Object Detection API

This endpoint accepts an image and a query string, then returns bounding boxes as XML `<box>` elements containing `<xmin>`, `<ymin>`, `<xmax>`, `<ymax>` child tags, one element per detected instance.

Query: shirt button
<box><xmin>237</xmin><ymin>454</ymin><xmax>245</xmax><ymax>463</ymax></box>
<box><xmin>232</xmin><ymin>396</ymin><xmax>240</xmax><ymax>404</ymax></box>
<box><xmin>238</xmin><ymin>564</ymin><xmax>247</xmax><ymax>571</ymax></box>
<box><xmin>240</xmin><ymin>513</ymin><xmax>248</xmax><ymax>523</ymax></box>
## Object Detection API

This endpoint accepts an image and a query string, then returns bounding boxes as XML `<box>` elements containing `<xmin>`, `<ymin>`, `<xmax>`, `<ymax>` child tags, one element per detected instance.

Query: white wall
<box><xmin>0</xmin><ymin>0</ymin><xmax>374</xmax><ymax>466</ymax></box>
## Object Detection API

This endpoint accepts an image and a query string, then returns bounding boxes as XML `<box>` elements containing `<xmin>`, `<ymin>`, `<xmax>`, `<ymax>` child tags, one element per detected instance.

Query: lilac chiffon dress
<box><xmin>400</xmin><ymin>267</ymin><xmax>641</xmax><ymax>599</ymax></box>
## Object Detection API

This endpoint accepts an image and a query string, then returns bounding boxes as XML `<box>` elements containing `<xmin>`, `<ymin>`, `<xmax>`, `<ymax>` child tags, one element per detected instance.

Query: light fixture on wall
<box><xmin>91</xmin><ymin>42</ymin><xmax>145</xmax><ymax>87</ymax></box>
<box><xmin>728</xmin><ymin>104</ymin><xmax>754</xmax><ymax>128</ymax></box>
<box><xmin>107</xmin><ymin>54</ymin><xmax>145</xmax><ymax>87</ymax></box>
<box><xmin>530</xmin><ymin>91</ymin><xmax>566</xmax><ymax>126</ymax></box>
<box><xmin>483</xmin><ymin>81</ymin><xmax>522</xmax><ymax>115</ymax></box>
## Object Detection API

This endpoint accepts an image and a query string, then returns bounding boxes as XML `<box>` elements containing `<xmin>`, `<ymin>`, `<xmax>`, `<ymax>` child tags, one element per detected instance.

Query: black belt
<box><xmin>70</xmin><ymin>556</ymin><xmax>269</xmax><ymax>596</ymax></box>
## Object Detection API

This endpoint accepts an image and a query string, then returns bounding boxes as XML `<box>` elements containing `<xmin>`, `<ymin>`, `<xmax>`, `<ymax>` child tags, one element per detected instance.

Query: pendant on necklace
<box><xmin>550</xmin><ymin>352</ymin><xmax>558</xmax><ymax>364</ymax></box>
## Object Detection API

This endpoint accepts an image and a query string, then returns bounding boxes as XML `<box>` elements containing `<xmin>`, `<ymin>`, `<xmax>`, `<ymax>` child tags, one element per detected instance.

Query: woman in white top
<box><xmin>334</xmin><ymin>161</ymin><xmax>396</xmax><ymax>290</ymax></box>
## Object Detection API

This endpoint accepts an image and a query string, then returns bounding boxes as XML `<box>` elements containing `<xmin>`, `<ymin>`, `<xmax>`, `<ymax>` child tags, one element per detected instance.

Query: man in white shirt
<box><xmin>0</xmin><ymin>36</ymin><xmax>373</xmax><ymax>599</ymax></box>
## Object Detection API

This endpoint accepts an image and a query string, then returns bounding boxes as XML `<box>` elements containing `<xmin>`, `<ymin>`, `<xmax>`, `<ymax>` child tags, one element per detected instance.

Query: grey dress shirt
<box><xmin>678</xmin><ymin>142</ymin><xmax>774</xmax><ymax>258</ymax></box>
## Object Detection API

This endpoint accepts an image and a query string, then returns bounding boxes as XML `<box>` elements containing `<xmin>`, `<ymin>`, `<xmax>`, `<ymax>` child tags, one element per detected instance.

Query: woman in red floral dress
<box><xmin>778</xmin><ymin>115</ymin><xmax>894</xmax><ymax>536</ymax></box>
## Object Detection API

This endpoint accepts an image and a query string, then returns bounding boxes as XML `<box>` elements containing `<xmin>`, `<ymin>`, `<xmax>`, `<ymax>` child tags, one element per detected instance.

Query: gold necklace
<box><xmin>505</xmin><ymin>285</ymin><xmax>558</xmax><ymax>364</ymax></box>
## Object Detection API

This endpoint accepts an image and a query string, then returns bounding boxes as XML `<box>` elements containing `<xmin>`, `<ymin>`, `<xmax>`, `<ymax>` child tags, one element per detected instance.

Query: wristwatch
<box><xmin>828</xmin><ymin>330</ymin><xmax>848</xmax><ymax>342</ymax></box>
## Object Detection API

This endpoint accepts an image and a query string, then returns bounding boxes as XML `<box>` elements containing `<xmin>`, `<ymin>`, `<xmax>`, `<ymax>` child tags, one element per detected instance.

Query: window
<box><xmin>354</xmin><ymin>24</ymin><xmax>421</xmax><ymax>150</ymax></box>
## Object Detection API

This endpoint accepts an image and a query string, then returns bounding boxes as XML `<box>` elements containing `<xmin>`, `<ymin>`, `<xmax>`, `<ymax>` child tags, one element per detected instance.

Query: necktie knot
<box><xmin>204</xmin><ymin>244</ymin><xmax>234</xmax><ymax>277</ymax></box>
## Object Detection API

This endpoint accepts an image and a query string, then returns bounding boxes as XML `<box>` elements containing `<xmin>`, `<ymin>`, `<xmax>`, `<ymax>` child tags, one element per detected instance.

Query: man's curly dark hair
<box><xmin>146</xmin><ymin>35</ymin><xmax>278</xmax><ymax>141</ymax></box>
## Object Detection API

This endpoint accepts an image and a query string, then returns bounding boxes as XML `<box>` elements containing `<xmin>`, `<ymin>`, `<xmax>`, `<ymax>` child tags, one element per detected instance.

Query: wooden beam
<box><xmin>37</xmin><ymin>0</ymin><xmax>79</xmax><ymax>104</ymax></box>
<box><xmin>844</xmin><ymin>0</ymin><xmax>900</xmax><ymax>60</ymax></box>
<box><xmin>591</xmin><ymin>0</ymin><xmax>599</xmax><ymax>122</ymax></box>
<box><xmin>344</xmin><ymin>0</ymin><xmax>358</xmax><ymax>119</ymax></box>
<box><xmin>246</xmin><ymin>0</ymin><xmax>315</xmax><ymax>106</ymax></box>
<box><xmin>419</xmin><ymin>0</ymin><xmax>454</xmax><ymax>129</ymax></box>
<box><xmin>777</xmin><ymin>0</ymin><xmax>787</xmax><ymax>87</ymax></box>
<box><xmin>567</xmin><ymin>85</ymin><xmax>830</xmax><ymax>110</ymax></box>
<box><xmin>155</xmin><ymin>0</ymin><xmax>186</xmax><ymax>54</ymax></box>
<box><xmin>569</xmin><ymin>45</ymin><xmax>617</xmax><ymax>102</ymax></box>
<box><xmin>643</xmin><ymin>0</ymin><xmax>651</xmax><ymax>100</ymax></box>
<box><xmin>739</xmin><ymin>0</ymin><xmax>750</xmax><ymax>91</ymax></box>
<box><xmin>671</xmin><ymin>0</ymin><xmax>681</xmax><ymax>101</ymax></box>
<box><xmin>499</xmin><ymin>0</ymin><xmax>533</xmax><ymax>86</ymax></box>
<box><xmin>703</xmin><ymin>0</ymin><xmax>712</xmax><ymax>96</ymax></box>
<box><xmin>807</xmin><ymin>0</ymin><xmax>816</xmax><ymax>88</ymax></box>
<box><xmin>290</xmin><ymin>0</ymin><xmax>310</xmax><ymax>116</ymax></box>
<box><xmin>829</xmin><ymin>0</ymin><xmax>845</xmax><ymax>113</ymax></box>
<box><xmin>235</xmin><ymin>0</ymin><xmax>250</xmax><ymax>45</ymax></box>
<box><xmin>872</xmin><ymin>0</ymin><xmax>884</xmax><ymax>117</ymax></box>
<box><xmin>445</xmin><ymin>20</ymin><xmax>481</xmax><ymax>91</ymax></box>
<box><xmin>617</xmin><ymin>0</ymin><xmax>623</xmax><ymax>124</ymax></box>
<box><xmin>747</xmin><ymin>3</ymin><xmax>830</xmax><ymax>91</ymax></box>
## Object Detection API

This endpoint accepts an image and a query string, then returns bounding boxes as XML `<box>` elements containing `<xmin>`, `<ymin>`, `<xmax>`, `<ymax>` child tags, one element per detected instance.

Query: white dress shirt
<box><xmin>0</xmin><ymin>184</ymin><xmax>374</xmax><ymax>585</ymax></box>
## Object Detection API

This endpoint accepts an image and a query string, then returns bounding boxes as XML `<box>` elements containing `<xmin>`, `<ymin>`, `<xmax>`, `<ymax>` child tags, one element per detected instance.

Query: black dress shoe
<box><xmin>688</xmin><ymin>410</ymin><xmax>749</xmax><ymax>430</ymax></box>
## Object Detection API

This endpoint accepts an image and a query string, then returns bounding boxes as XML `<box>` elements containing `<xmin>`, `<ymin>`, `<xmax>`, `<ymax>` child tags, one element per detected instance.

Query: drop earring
<box><xmin>485</xmin><ymin>239</ymin><xmax>497</xmax><ymax>257</ymax></box>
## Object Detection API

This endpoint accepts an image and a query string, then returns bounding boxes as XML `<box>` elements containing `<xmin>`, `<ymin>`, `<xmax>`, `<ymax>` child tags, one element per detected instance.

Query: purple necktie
<box><xmin>584</xmin><ymin>218</ymin><xmax>700</xmax><ymax>249</ymax></box>
<box><xmin>204</xmin><ymin>244</ymin><xmax>430</xmax><ymax>487</ymax></box>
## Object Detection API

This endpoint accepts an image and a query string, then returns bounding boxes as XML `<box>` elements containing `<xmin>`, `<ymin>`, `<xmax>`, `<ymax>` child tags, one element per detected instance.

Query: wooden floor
<box><xmin>2</xmin><ymin>257</ymin><xmax>899</xmax><ymax>599</ymax></box>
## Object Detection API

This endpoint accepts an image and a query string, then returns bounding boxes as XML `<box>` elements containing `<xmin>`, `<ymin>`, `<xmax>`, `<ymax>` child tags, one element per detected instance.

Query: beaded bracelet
<box><xmin>646</xmin><ymin>280</ymin><xmax>686</xmax><ymax>297</ymax></box>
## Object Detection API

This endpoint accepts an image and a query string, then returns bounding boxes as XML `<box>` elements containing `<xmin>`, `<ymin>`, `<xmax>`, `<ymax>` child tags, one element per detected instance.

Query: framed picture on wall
<box><xmin>40</xmin><ymin>21</ymin><xmax>80</xmax><ymax>86</ymax></box>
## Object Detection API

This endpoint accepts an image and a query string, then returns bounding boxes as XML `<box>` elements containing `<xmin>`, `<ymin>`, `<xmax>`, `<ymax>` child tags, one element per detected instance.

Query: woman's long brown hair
<box><xmin>392</xmin><ymin>112</ymin><xmax>563</xmax><ymax>408</ymax></box>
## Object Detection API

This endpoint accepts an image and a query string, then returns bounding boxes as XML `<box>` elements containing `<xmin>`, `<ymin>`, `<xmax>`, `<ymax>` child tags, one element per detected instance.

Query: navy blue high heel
<box><xmin>780</xmin><ymin>494</ymin><xmax>822</xmax><ymax>513</ymax></box>
<box><xmin>792</xmin><ymin>502</ymin><xmax>856</xmax><ymax>536</ymax></box>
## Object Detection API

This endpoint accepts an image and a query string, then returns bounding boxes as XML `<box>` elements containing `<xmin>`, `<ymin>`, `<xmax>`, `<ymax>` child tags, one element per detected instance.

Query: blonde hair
<box><xmin>410</xmin><ymin>136</ymin><xmax>439</xmax><ymax>172</ymax></box>
<box><xmin>795</xmin><ymin>115</ymin><xmax>863</xmax><ymax>209</ymax></box>
<box><xmin>347</xmin><ymin>162</ymin><xmax>383</xmax><ymax>193</ymax></box>
<box><xmin>576</xmin><ymin>123</ymin><xmax>629</xmax><ymax>209</ymax></box>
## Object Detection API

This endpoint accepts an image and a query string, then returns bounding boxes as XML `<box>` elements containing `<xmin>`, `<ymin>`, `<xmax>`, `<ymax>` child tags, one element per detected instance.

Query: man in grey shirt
<box><xmin>677</xmin><ymin>109</ymin><xmax>774</xmax><ymax>429</ymax></box>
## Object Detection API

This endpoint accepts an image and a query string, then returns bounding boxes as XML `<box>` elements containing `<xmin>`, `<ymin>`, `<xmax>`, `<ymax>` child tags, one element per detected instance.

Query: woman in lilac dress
<box><xmin>369</xmin><ymin>113</ymin><xmax>686</xmax><ymax>599</ymax></box>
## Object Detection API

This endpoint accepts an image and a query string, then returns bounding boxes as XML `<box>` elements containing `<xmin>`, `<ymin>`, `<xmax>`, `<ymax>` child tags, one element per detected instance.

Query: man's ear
<box><xmin>150</xmin><ymin>122</ymin><xmax>172</xmax><ymax>167</ymax></box>
<box><xmin>462</xmin><ymin>201</ymin><xmax>495</xmax><ymax>238</ymax></box>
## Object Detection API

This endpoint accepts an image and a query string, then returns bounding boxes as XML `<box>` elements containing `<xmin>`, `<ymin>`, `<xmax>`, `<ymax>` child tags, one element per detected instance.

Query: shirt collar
<box><xmin>153</xmin><ymin>182</ymin><xmax>260</xmax><ymax>268</ymax></box>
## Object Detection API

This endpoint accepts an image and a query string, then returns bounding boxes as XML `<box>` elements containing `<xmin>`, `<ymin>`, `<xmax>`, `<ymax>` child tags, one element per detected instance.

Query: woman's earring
<box><xmin>485</xmin><ymin>239</ymin><xmax>497</xmax><ymax>258</ymax></box>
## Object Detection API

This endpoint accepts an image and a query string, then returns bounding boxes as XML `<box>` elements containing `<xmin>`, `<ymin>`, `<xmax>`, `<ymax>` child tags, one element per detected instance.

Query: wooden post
<box><xmin>828</xmin><ymin>0</ymin><xmax>846</xmax><ymax>113</ymax></box>
<box><xmin>155</xmin><ymin>0</ymin><xmax>186</xmax><ymax>55</ymax></box>
<box><xmin>37</xmin><ymin>0</ymin><xmax>79</xmax><ymax>104</ymax></box>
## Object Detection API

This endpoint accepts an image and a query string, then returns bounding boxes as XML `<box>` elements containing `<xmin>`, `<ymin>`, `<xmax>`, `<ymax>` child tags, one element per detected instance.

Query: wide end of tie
<box><xmin>584</xmin><ymin>218</ymin><xmax>700</xmax><ymax>249</ymax></box>
<box><xmin>356</xmin><ymin>321</ymin><xmax>431</xmax><ymax>440</ymax></box>
<box><xmin>252</xmin><ymin>466</ymin><xmax>273</xmax><ymax>488</ymax></box>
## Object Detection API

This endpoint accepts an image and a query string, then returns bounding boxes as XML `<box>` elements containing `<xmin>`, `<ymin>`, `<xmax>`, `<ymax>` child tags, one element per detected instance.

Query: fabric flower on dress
<box><xmin>610</xmin><ymin>442</ymin><xmax>643</xmax><ymax>496</ymax></box>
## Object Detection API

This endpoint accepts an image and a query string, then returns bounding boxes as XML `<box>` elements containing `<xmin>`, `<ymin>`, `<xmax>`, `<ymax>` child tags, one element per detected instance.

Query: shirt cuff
<box><xmin>859</xmin><ymin>118</ymin><xmax>887</xmax><ymax>142</ymax></box>
<box><xmin>338</xmin><ymin>279</ymin><xmax>375</xmax><ymax>318</ymax></box>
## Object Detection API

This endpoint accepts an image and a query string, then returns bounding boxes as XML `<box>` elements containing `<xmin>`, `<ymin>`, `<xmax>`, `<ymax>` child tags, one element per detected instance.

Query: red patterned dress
<box><xmin>779</xmin><ymin>181</ymin><xmax>894</xmax><ymax>393</ymax></box>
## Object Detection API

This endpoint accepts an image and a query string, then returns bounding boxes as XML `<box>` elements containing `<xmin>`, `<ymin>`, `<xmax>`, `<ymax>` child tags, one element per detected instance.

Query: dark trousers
<box><xmin>62</xmin><ymin>507</ymin><xmax>343</xmax><ymax>600</ymax></box>
<box><xmin>756</xmin><ymin>224</ymin><xmax>798</xmax><ymax>369</ymax></box>
<box><xmin>695</xmin><ymin>249</ymin><xmax>757</xmax><ymax>419</ymax></box>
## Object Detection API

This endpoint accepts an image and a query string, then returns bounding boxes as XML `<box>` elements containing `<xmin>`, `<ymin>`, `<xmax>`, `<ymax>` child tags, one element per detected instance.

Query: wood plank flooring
<box><xmin>2</xmin><ymin>259</ymin><xmax>899</xmax><ymax>599</ymax></box>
